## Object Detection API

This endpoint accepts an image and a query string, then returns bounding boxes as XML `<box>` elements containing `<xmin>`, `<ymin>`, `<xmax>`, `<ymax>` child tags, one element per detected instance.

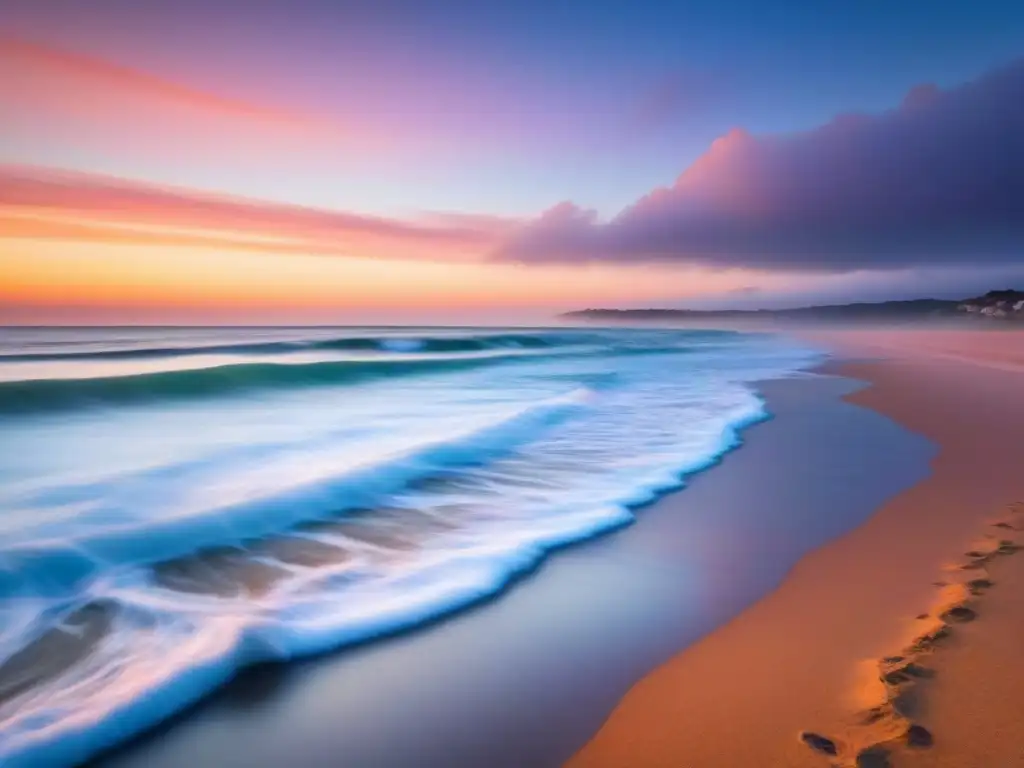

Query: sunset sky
<box><xmin>2</xmin><ymin>0</ymin><xmax>1024</xmax><ymax>324</ymax></box>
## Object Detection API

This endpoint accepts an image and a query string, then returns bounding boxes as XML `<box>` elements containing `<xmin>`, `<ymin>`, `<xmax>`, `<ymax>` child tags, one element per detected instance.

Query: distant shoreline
<box><xmin>562</xmin><ymin>290</ymin><xmax>1024</xmax><ymax>325</ymax></box>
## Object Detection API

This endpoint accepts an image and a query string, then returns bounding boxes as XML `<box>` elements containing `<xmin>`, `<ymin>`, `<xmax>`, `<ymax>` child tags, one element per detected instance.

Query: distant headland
<box><xmin>562</xmin><ymin>290</ymin><xmax>1024</xmax><ymax>324</ymax></box>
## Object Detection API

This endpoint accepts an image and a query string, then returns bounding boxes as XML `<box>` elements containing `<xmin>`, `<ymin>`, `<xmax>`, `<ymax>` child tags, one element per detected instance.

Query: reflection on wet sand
<box><xmin>0</xmin><ymin>602</ymin><xmax>114</xmax><ymax>711</ymax></box>
<box><xmin>153</xmin><ymin>548</ymin><xmax>291</xmax><ymax>598</ymax></box>
<box><xmin>150</xmin><ymin>503</ymin><xmax>474</xmax><ymax>600</ymax></box>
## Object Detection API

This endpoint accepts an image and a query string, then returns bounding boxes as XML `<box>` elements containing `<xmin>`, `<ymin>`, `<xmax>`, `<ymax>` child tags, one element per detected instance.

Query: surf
<box><xmin>0</xmin><ymin>326</ymin><xmax>823</xmax><ymax>767</ymax></box>
<box><xmin>0</xmin><ymin>351</ymin><xmax>552</xmax><ymax>415</ymax></box>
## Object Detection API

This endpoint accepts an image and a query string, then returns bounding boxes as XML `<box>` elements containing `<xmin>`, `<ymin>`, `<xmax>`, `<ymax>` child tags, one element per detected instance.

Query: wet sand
<box><xmin>572</xmin><ymin>329</ymin><xmax>1024</xmax><ymax>768</ymax></box>
<box><xmin>95</xmin><ymin>365</ymin><xmax>932</xmax><ymax>767</ymax></box>
<box><xmin>0</xmin><ymin>602</ymin><xmax>114</xmax><ymax>711</ymax></box>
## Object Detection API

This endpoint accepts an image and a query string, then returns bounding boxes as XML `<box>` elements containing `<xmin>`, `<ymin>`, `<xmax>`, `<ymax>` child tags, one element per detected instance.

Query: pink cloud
<box><xmin>0</xmin><ymin>37</ymin><xmax>304</xmax><ymax>126</ymax></box>
<box><xmin>0</xmin><ymin>35</ymin><xmax>399</xmax><ymax>168</ymax></box>
<box><xmin>0</xmin><ymin>165</ymin><xmax>509</xmax><ymax>259</ymax></box>
<box><xmin>497</xmin><ymin>59</ymin><xmax>1024</xmax><ymax>272</ymax></box>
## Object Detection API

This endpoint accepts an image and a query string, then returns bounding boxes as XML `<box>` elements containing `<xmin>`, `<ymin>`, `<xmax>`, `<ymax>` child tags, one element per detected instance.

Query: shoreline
<box><xmin>1</xmin><ymin>330</ymin><xmax>809</xmax><ymax>768</ymax></box>
<box><xmin>94</xmin><ymin>356</ymin><xmax>932</xmax><ymax>767</ymax></box>
<box><xmin>571</xmin><ymin>329</ymin><xmax>1024</xmax><ymax>768</ymax></box>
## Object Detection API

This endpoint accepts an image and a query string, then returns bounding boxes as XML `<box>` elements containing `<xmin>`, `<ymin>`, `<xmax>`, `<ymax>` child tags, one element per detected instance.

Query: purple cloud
<box><xmin>499</xmin><ymin>59</ymin><xmax>1024</xmax><ymax>272</ymax></box>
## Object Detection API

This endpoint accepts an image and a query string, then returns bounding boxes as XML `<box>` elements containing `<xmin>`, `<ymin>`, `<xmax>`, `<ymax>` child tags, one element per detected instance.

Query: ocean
<box><xmin>0</xmin><ymin>326</ymin><xmax>821</xmax><ymax>766</ymax></box>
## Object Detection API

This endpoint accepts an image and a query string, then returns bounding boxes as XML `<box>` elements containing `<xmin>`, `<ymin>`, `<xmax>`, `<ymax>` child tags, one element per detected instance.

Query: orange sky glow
<box><xmin>0</xmin><ymin>162</ymin><xmax>769</xmax><ymax>324</ymax></box>
<box><xmin>0</xmin><ymin>34</ymin><xmax>801</xmax><ymax>323</ymax></box>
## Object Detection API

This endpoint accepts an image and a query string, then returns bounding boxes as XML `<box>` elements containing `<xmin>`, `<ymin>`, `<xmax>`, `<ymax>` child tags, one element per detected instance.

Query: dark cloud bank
<box><xmin>499</xmin><ymin>59</ymin><xmax>1024</xmax><ymax>272</ymax></box>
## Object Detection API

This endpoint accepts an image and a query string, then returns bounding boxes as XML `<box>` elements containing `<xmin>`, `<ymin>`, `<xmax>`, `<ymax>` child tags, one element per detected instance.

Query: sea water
<box><xmin>0</xmin><ymin>326</ymin><xmax>821</xmax><ymax>766</ymax></box>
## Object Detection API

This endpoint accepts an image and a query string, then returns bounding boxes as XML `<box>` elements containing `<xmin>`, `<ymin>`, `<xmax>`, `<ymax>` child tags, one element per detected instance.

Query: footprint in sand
<box><xmin>799</xmin><ymin>731</ymin><xmax>838</xmax><ymax>756</ymax></box>
<box><xmin>798</xmin><ymin>501</ymin><xmax>1022</xmax><ymax>765</ymax></box>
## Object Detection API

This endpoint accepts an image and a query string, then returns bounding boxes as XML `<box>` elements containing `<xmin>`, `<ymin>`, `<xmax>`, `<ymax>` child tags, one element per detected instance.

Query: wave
<box><xmin>0</xmin><ymin>334</ymin><xmax>727</xmax><ymax>415</ymax></box>
<box><xmin>0</xmin><ymin>389</ymin><xmax>769</xmax><ymax>768</ymax></box>
<box><xmin>0</xmin><ymin>331</ymin><xmax>606</xmax><ymax>362</ymax></box>
<box><xmin>0</xmin><ymin>327</ymin><xmax>823</xmax><ymax>768</ymax></box>
<box><xmin>0</xmin><ymin>353</ymin><xmax>531</xmax><ymax>416</ymax></box>
<box><xmin>0</xmin><ymin>388</ymin><xmax>592</xmax><ymax>597</ymax></box>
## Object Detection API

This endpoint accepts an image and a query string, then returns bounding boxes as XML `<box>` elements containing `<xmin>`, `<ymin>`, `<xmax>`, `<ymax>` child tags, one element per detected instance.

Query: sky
<box><xmin>2</xmin><ymin>0</ymin><xmax>1023</xmax><ymax>323</ymax></box>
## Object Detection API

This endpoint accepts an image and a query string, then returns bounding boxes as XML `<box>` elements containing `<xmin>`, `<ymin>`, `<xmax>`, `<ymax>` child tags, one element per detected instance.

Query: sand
<box><xmin>570</xmin><ymin>328</ymin><xmax>1024</xmax><ymax>768</ymax></box>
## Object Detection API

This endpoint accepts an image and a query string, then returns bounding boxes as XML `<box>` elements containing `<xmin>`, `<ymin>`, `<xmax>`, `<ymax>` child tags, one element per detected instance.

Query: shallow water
<box><xmin>95</xmin><ymin>373</ymin><xmax>934</xmax><ymax>768</ymax></box>
<box><xmin>0</xmin><ymin>326</ymin><xmax>820</xmax><ymax>766</ymax></box>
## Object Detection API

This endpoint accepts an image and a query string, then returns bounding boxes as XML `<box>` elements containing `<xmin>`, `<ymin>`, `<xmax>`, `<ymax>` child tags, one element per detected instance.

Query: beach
<box><xmin>6</xmin><ymin>2</ymin><xmax>1023</xmax><ymax>764</ymax></box>
<box><xmin>6</xmin><ymin>327</ymin><xmax>1021</xmax><ymax>767</ymax></box>
<box><xmin>88</xmin><ymin>332</ymin><xmax>934</xmax><ymax>768</ymax></box>
<box><xmin>572</xmin><ymin>328</ymin><xmax>1024</xmax><ymax>767</ymax></box>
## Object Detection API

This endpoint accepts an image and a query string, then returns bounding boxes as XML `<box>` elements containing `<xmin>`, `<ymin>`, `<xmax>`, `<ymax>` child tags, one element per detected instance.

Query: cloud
<box><xmin>0</xmin><ymin>36</ymin><xmax>303</xmax><ymax>126</ymax></box>
<box><xmin>0</xmin><ymin>165</ymin><xmax>508</xmax><ymax>260</ymax></box>
<box><xmin>0</xmin><ymin>36</ymin><xmax>388</xmax><ymax>162</ymax></box>
<box><xmin>498</xmin><ymin>59</ymin><xmax>1024</xmax><ymax>272</ymax></box>
<box><xmin>0</xmin><ymin>34</ymin><xmax>642</xmax><ymax>165</ymax></box>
